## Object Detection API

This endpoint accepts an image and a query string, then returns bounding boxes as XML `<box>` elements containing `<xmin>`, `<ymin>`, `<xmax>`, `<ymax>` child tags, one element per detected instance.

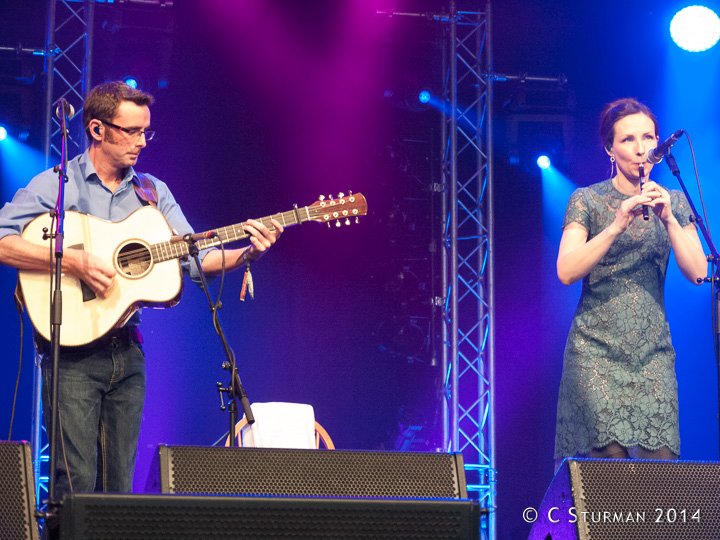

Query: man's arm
<box><xmin>0</xmin><ymin>234</ymin><xmax>117</xmax><ymax>297</ymax></box>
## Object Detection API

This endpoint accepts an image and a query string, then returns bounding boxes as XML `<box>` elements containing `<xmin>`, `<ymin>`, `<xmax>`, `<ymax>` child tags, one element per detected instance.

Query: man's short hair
<box><xmin>83</xmin><ymin>81</ymin><xmax>154</xmax><ymax>138</ymax></box>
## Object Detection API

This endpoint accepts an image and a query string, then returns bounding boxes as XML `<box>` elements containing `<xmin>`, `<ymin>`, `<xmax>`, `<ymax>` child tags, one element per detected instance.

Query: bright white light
<box><xmin>670</xmin><ymin>6</ymin><xmax>720</xmax><ymax>52</ymax></box>
<box><xmin>536</xmin><ymin>155</ymin><xmax>551</xmax><ymax>170</ymax></box>
<box><xmin>0</xmin><ymin>126</ymin><xmax>7</xmax><ymax>141</ymax></box>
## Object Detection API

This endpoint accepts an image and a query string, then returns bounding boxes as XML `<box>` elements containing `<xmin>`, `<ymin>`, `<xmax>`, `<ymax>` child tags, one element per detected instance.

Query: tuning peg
<box><xmin>319</xmin><ymin>195</ymin><xmax>325</xmax><ymax>201</ymax></box>
<box><xmin>335</xmin><ymin>220</ymin><xmax>341</xmax><ymax>227</ymax></box>
<box><xmin>338</xmin><ymin>192</ymin><xmax>345</xmax><ymax>198</ymax></box>
<box><xmin>355</xmin><ymin>217</ymin><xmax>359</xmax><ymax>224</ymax></box>
<box><xmin>328</xmin><ymin>194</ymin><xmax>334</xmax><ymax>200</ymax></box>
<box><xmin>345</xmin><ymin>218</ymin><xmax>350</xmax><ymax>226</ymax></box>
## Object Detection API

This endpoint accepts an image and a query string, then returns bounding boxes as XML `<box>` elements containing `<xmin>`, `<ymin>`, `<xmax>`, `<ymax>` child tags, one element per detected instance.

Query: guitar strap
<box><xmin>132</xmin><ymin>172</ymin><xmax>158</xmax><ymax>208</ymax></box>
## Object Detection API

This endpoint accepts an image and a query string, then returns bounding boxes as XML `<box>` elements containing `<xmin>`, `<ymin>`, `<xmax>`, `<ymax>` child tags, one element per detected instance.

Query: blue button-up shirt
<box><xmin>0</xmin><ymin>149</ymin><xmax>210</xmax><ymax>283</ymax></box>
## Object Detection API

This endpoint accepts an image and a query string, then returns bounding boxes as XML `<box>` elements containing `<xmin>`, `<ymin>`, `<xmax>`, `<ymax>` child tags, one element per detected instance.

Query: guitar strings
<box><xmin>114</xmin><ymin>208</ymin><xmax>323</xmax><ymax>267</ymax></box>
<box><xmin>114</xmin><ymin>214</ymin><xmax>297</xmax><ymax>265</ymax></box>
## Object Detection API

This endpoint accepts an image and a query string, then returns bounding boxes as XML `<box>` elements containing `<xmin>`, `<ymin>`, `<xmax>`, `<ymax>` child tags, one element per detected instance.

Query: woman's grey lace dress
<box><xmin>554</xmin><ymin>178</ymin><xmax>693</xmax><ymax>459</ymax></box>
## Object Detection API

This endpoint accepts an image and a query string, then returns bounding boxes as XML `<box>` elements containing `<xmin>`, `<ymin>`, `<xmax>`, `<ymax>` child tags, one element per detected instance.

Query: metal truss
<box><xmin>33</xmin><ymin>0</ymin><xmax>95</xmax><ymax>511</ymax></box>
<box><xmin>440</xmin><ymin>2</ymin><xmax>495</xmax><ymax>538</ymax></box>
<box><xmin>42</xmin><ymin>0</ymin><xmax>94</xmax><ymax>166</ymax></box>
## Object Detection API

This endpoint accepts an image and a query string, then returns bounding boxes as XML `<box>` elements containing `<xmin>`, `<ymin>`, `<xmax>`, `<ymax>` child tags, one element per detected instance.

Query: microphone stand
<box><xmin>662</xmin><ymin>153</ymin><xmax>720</xmax><ymax>454</ymax></box>
<box><xmin>182</xmin><ymin>234</ymin><xmax>254</xmax><ymax>447</ymax></box>
<box><xmin>43</xmin><ymin>100</ymin><xmax>71</xmax><ymax>526</ymax></box>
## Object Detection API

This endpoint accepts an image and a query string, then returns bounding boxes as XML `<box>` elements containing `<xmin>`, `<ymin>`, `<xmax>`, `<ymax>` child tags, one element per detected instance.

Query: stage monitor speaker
<box><xmin>153</xmin><ymin>445</ymin><xmax>467</xmax><ymax>499</ymax></box>
<box><xmin>0</xmin><ymin>441</ymin><xmax>39</xmax><ymax>540</ymax></box>
<box><xmin>529</xmin><ymin>458</ymin><xmax>720</xmax><ymax>540</ymax></box>
<box><xmin>60</xmin><ymin>493</ymin><xmax>481</xmax><ymax>540</ymax></box>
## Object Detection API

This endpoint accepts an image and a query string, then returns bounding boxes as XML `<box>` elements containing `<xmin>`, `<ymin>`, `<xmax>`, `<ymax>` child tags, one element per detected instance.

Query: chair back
<box><xmin>223</xmin><ymin>402</ymin><xmax>334</xmax><ymax>449</ymax></box>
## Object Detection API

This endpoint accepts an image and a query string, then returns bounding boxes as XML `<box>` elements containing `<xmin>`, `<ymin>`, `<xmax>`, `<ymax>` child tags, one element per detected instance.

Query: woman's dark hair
<box><xmin>599</xmin><ymin>98</ymin><xmax>659</xmax><ymax>151</ymax></box>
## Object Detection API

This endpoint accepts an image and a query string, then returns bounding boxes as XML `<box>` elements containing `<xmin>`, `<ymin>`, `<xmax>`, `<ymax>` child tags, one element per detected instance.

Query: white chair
<box><xmin>223</xmin><ymin>402</ymin><xmax>335</xmax><ymax>449</ymax></box>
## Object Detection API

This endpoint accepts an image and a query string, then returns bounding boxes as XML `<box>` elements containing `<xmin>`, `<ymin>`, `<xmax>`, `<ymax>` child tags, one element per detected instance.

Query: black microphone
<box><xmin>171</xmin><ymin>230</ymin><xmax>218</xmax><ymax>243</ymax></box>
<box><xmin>54</xmin><ymin>98</ymin><xmax>75</xmax><ymax>120</ymax></box>
<box><xmin>646</xmin><ymin>129</ymin><xmax>684</xmax><ymax>164</ymax></box>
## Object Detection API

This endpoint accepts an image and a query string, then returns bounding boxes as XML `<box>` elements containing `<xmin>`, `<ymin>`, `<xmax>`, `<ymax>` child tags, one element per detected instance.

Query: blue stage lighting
<box><xmin>123</xmin><ymin>76</ymin><xmax>139</xmax><ymax>89</ymax></box>
<box><xmin>0</xmin><ymin>126</ymin><xmax>7</xmax><ymax>141</ymax></box>
<box><xmin>536</xmin><ymin>155</ymin><xmax>551</xmax><ymax>170</ymax></box>
<box><xmin>418</xmin><ymin>89</ymin><xmax>431</xmax><ymax>104</ymax></box>
<box><xmin>670</xmin><ymin>6</ymin><xmax>720</xmax><ymax>52</ymax></box>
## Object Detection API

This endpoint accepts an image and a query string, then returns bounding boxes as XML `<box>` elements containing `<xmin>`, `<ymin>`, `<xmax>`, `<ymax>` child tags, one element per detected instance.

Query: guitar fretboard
<box><xmin>149</xmin><ymin>206</ymin><xmax>313</xmax><ymax>263</ymax></box>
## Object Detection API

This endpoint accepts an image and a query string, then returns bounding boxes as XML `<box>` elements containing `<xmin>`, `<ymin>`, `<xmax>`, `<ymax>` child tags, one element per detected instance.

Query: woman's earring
<box><xmin>609</xmin><ymin>155</ymin><xmax>615</xmax><ymax>163</ymax></box>
<box><xmin>609</xmin><ymin>154</ymin><xmax>616</xmax><ymax>176</ymax></box>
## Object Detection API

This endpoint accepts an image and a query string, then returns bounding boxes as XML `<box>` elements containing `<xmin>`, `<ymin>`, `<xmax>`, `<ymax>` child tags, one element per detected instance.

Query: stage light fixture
<box><xmin>418</xmin><ymin>89</ymin><xmax>431</xmax><ymax>104</ymax></box>
<box><xmin>123</xmin><ymin>76</ymin><xmax>139</xmax><ymax>89</ymax></box>
<box><xmin>0</xmin><ymin>126</ymin><xmax>7</xmax><ymax>141</ymax></box>
<box><xmin>670</xmin><ymin>5</ymin><xmax>720</xmax><ymax>52</ymax></box>
<box><xmin>536</xmin><ymin>155</ymin><xmax>551</xmax><ymax>170</ymax></box>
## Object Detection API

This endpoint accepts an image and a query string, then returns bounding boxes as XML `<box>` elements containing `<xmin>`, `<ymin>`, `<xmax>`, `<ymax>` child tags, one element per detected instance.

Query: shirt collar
<box><xmin>78</xmin><ymin>149</ymin><xmax>138</xmax><ymax>187</ymax></box>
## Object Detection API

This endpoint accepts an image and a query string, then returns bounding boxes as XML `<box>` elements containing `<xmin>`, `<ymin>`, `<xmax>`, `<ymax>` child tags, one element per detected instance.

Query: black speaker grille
<box><xmin>0</xmin><ymin>442</ymin><xmax>38</xmax><ymax>540</ymax></box>
<box><xmin>61</xmin><ymin>494</ymin><xmax>480</xmax><ymax>540</ymax></box>
<box><xmin>570</xmin><ymin>460</ymin><xmax>720</xmax><ymax>540</ymax></box>
<box><xmin>160</xmin><ymin>446</ymin><xmax>465</xmax><ymax>499</ymax></box>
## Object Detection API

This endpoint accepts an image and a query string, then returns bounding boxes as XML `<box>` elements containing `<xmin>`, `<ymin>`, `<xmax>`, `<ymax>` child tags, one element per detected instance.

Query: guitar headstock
<box><xmin>307</xmin><ymin>191</ymin><xmax>368</xmax><ymax>227</ymax></box>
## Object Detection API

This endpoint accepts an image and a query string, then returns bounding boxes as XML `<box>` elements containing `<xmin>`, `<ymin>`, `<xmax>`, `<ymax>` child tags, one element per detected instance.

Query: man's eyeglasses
<box><xmin>100</xmin><ymin>120</ymin><xmax>155</xmax><ymax>141</ymax></box>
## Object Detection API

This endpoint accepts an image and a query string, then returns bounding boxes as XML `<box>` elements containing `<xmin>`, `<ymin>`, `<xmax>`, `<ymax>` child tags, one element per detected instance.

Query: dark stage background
<box><xmin>1</xmin><ymin>1</ymin><xmax>718</xmax><ymax>539</ymax></box>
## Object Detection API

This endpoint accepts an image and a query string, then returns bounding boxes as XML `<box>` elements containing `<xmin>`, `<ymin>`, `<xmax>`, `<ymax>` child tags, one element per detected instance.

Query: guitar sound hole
<box><xmin>117</xmin><ymin>242</ymin><xmax>152</xmax><ymax>278</ymax></box>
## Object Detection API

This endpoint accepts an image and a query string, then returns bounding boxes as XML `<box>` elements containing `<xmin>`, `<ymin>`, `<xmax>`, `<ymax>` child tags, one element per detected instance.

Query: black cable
<box><xmin>683</xmin><ymin>133</ymin><xmax>717</xmax><ymax>360</ymax></box>
<box><xmin>6</xmin><ymin>209</ymin><xmax>56</xmax><ymax>440</ymax></box>
<box><xmin>6</xmin><ymin>292</ymin><xmax>25</xmax><ymax>440</ymax></box>
<box><xmin>711</xmin><ymin>257</ymin><xmax>719</xmax><ymax>361</ymax></box>
<box><xmin>683</xmin><ymin>132</ymin><xmax>711</xmax><ymax>231</ymax></box>
<box><xmin>212</xmin><ymin>238</ymin><xmax>227</xmax><ymax>338</ymax></box>
<box><xmin>210</xmin><ymin>430</ymin><xmax>231</xmax><ymax>447</ymax></box>
<box><xmin>215</xmin><ymin>238</ymin><xmax>226</xmax><ymax>312</ymax></box>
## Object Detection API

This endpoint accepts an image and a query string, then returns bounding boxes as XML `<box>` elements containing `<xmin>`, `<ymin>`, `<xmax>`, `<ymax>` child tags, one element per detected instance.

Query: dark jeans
<box><xmin>41</xmin><ymin>335</ymin><xmax>146</xmax><ymax>499</ymax></box>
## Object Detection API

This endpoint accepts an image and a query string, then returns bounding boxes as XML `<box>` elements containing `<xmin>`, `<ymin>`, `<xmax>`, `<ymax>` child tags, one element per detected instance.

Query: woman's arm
<box><xmin>641</xmin><ymin>181</ymin><xmax>706</xmax><ymax>284</ymax></box>
<box><xmin>664</xmin><ymin>219</ymin><xmax>706</xmax><ymax>284</ymax></box>
<box><xmin>557</xmin><ymin>193</ymin><xmax>652</xmax><ymax>285</ymax></box>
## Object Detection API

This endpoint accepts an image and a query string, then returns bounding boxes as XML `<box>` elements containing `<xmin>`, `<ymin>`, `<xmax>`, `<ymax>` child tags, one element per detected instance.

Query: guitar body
<box><xmin>19</xmin><ymin>206</ymin><xmax>183</xmax><ymax>347</ymax></box>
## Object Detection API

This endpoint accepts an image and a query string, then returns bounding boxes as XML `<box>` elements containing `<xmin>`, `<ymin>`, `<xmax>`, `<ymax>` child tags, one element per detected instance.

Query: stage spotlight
<box><xmin>536</xmin><ymin>155</ymin><xmax>551</xmax><ymax>170</ymax></box>
<box><xmin>0</xmin><ymin>126</ymin><xmax>7</xmax><ymax>141</ymax></box>
<box><xmin>123</xmin><ymin>76</ymin><xmax>139</xmax><ymax>89</ymax></box>
<box><xmin>418</xmin><ymin>89</ymin><xmax>431</xmax><ymax>104</ymax></box>
<box><xmin>670</xmin><ymin>5</ymin><xmax>720</xmax><ymax>52</ymax></box>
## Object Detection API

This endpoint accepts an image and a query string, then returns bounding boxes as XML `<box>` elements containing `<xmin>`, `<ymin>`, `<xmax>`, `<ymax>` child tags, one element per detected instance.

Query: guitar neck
<box><xmin>150</xmin><ymin>205</ymin><xmax>313</xmax><ymax>263</ymax></box>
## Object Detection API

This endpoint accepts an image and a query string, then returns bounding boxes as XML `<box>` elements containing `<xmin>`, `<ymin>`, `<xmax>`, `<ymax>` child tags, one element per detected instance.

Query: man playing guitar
<box><xmin>0</xmin><ymin>82</ymin><xmax>283</xmax><ymax>506</ymax></box>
